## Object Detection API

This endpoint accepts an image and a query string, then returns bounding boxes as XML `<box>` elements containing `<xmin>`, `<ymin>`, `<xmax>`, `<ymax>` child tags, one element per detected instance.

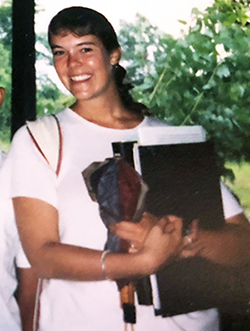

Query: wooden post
<box><xmin>11</xmin><ymin>0</ymin><xmax>36</xmax><ymax>137</ymax></box>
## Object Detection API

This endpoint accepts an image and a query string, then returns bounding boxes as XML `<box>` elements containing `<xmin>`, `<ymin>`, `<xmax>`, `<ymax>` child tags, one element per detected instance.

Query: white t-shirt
<box><xmin>0</xmin><ymin>148</ymin><xmax>30</xmax><ymax>331</ymax></box>
<box><xmin>2</xmin><ymin>108</ymin><xmax>243</xmax><ymax>331</ymax></box>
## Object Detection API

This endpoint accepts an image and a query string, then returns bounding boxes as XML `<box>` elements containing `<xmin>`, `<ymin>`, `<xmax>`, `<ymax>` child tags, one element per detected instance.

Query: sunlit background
<box><xmin>35</xmin><ymin>0</ymin><xmax>213</xmax><ymax>36</ymax></box>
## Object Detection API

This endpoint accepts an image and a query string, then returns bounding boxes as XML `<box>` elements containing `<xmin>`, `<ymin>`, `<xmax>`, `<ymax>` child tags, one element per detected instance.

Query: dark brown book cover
<box><xmin>112</xmin><ymin>140</ymin><xmax>229</xmax><ymax>316</ymax></box>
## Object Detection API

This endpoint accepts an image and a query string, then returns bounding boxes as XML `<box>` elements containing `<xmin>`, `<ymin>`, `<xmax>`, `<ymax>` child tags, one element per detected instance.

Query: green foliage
<box><xmin>36</xmin><ymin>75</ymin><xmax>74</xmax><ymax>117</ymax></box>
<box><xmin>0</xmin><ymin>1</ymin><xmax>12</xmax><ymax>141</ymax></box>
<box><xmin>0</xmin><ymin>0</ymin><xmax>12</xmax><ymax>51</ymax></box>
<box><xmin>118</xmin><ymin>1</ymin><xmax>250</xmax><ymax>178</ymax></box>
<box><xmin>225</xmin><ymin>161</ymin><xmax>250</xmax><ymax>218</ymax></box>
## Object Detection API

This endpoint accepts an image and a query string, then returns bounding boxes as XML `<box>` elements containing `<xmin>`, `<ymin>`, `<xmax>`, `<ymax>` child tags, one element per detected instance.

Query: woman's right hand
<box><xmin>138</xmin><ymin>215</ymin><xmax>183</xmax><ymax>274</ymax></box>
<box><xmin>110</xmin><ymin>212</ymin><xmax>159</xmax><ymax>253</ymax></box>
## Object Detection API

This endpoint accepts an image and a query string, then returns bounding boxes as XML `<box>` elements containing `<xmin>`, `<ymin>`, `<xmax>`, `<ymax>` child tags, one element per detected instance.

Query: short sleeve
<box><xmin>0</xmin><ymin>126</ymin><xmax>58</xmax><ymax>209</ymax></box>
<box><xmin>15</xmin><ymin>242</ymin><xmax>31</xmax><ymax>268</ymax></box>
<box><xmin>220</xmin><ymin>182</ymin><xmax>243</xmax><ymax>219</ymax></box>
<box><xmin>0</xmin><ymin>197</ymin><xmax>30</xmax><ymax>268</ymax></box>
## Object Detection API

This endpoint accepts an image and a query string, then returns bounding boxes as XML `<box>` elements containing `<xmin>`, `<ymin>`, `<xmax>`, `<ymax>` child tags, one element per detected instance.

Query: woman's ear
<box><xmin>109</xmin><ymin>47</ymin><xmax>122</xmax><ymax>66</ymax></box>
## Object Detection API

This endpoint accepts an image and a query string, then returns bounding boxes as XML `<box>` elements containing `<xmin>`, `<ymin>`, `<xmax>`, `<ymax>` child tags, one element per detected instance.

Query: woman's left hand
<box><xmin>179</xmin><ymin>216</ymin><xmax>250</xmax><ymax>267</ymax></box>
<box><xmin>179</xmin><ymin>219</ymin><xmax>204</xmax><ymax>258</ymax></box>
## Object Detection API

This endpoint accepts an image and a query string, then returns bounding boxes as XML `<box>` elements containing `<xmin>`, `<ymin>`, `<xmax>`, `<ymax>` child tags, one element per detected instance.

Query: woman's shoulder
<box><xmin>12</xmin><ymin>109</ymin><xmax>65</xmax><ymax>140</ymax></box>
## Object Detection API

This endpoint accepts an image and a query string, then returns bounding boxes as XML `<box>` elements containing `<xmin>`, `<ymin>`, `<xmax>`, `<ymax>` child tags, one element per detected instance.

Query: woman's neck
<box><xmin>70</xmin><ymin>95</ymin><xmax>144</xmax><ymax>129</ymax></box>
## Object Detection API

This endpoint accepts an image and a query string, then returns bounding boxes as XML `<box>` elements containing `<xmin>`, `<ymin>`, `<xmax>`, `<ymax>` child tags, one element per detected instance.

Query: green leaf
<box><xmin>216</xmin><ymin>64</ymin><xmax>231</xmax><ymax>78</ymax></box>
<box><xmin>178</xmin><ymin>20</ymin><xmax>187</xmax><ymax>25</ymax></box>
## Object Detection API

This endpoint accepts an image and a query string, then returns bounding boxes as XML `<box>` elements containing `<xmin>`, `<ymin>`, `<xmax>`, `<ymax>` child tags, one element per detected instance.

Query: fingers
<box><xmin>180</xmin><ymin>240</ymin><xmax>204</xmax><ymax>258</ymax></box>
<box><xmin>140</xmin><ymin>212</ymin><xmax>159</xmax><ymax>230</ymax></box>
<box><xmin>111</xmin><ymin>220</ymin><xmax>147</xmax><ymax>253</ymax></box>
<box><xmin>141</xmin><ymin>216</ymin><xmax>184</xmax><ymax>272</ymax></box>
<box><xmin>180</xmin><ymin>220</ymin><xmax>204</xmax><ymax>258</ymax></box>
<box><xmin>110</xmin><ymin>214</ymin><xmax>184</xmax><ymax>256</ymax></box>
<box><xmin>111</xmin><ymin>213</ymin><xmax>159</xmax><ymax>249</ymax></box>
<box><xmin>181</xmin><ymin>219</ymin><xmax>199</xmax><ymax>246</ymax></box>
<box><xmin>128</xmin><ymin>242</ymin><xmax>139</xmax><ymax>253</ymax></box>
<box><xmin>189</xmin><ymin>219</ymin><xmax>199</xmax><ymax>238</ymax></box>
<box><xmin>160</xmin><ymin>215</ymin><xmax>183</xmax><ymax>234</ymax></box>
<box><xmin>183</xmin><ymin>233</ymin><xmax>195</xmax><ymax>247</ymax></box>
<box><xmin>149</xmin><ymin>216</ymin><xmax>183</xmax><ymax>251</ymax></box>
<box><xmin>112</xmin><ymin>221</ymin><xmax>145</xmax><ymax>240</ymax></box>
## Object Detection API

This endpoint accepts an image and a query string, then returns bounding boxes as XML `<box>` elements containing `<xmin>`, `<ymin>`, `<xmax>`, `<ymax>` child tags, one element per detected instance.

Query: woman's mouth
<box><xmin>71</xmin><ymin>74</ymin><xmax>92</xmax><ymax>82</ymax></box>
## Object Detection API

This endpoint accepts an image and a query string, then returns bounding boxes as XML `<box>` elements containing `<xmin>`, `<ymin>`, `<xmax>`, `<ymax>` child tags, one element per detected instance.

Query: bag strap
<box><xmin>26</xmin><ymin>114</ymin><xmax>63</xmax><ymax>176</ymax></box>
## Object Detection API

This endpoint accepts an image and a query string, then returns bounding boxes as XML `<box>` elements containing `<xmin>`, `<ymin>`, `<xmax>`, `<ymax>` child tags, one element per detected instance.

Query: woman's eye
<box><xmin>52</xmin><ymin>50</ymin><xmax>64</xmax><ymax>57</ymax></box>
<box><xmin>81</xmin><ymin>47</ymin><xmax>92</xmax><ymax>53</ymax></box>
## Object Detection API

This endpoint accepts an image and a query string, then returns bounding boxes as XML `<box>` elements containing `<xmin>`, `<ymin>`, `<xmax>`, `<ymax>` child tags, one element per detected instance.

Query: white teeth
<box><xmin>71</xmin><ymin>74</ymin><xmax>91</xmax><ymax>82</ymax></box>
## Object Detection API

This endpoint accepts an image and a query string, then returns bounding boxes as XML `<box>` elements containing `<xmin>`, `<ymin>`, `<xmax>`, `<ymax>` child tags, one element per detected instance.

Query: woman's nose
<box><xmin>67</xmin><ymin>53</ymin><xmax>82</xmax><ymax>67</ymax></box>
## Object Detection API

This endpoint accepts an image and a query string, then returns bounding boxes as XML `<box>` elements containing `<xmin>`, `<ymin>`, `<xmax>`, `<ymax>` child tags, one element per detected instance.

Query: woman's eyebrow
<box><xmin>50</xmin><ymin>44</ymin><xmax>62</xmax><ymax>49</ymax></box>
<box><xmin>77</xmin><ymin>42</ymin><xmax>96</xmax><ymax>46</ymax></box>
<box><xmin>51</xmin><ymin>41</ymin><xmax>96</xmax><ymax>50</ymax></box>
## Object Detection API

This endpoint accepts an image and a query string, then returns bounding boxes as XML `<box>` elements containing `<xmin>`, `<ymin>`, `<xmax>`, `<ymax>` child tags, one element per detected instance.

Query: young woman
<box><xmin>2</xmin><ymin>6</ymin><xmax>250</xmax><ymax>331</ymax></box>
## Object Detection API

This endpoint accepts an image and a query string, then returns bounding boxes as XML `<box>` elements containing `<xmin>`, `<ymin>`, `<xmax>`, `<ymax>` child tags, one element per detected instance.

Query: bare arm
<box><xmin>15</xmin><ymin>268</ymin><xmax>38</xmax><ymax>331</ymax></box>
<box><xmin>180</xmin><ymin>213</ymin><xmax>250</xmax><ymax>266</ymax></box>
<box><xmin>114</xmin><ymin>213</ymin><xmax>250</xmax><ymax>309</ymax></box>
<box><xmin>226</xmin><ymin>212</ymin><xmax>250</xmax><ymax>228</ymax></box>
<box><xmin>115</xmin><ymin>212</ymin><xmax>250</xmax><ymax>267</ymax></box>
<box><xmin>13</xmin><ymin>197</ymin><xmax>183</xmax><ymax>281</ymax></box>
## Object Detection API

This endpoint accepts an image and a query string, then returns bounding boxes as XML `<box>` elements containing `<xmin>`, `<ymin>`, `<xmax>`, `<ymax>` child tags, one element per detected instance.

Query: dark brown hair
<box><xmin>48</xmin><ymin>7</ymin><xmax>120</xmax><ymax>54</ymax></box>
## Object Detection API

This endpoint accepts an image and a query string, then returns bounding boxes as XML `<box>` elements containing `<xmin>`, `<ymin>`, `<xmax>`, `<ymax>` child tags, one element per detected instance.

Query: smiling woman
<box><xmin>9</xmin><ymin>7</ymin><xmax>189</xmax><ymax>331</ymax></box>
<box><xmin>3</xmin><ymin>5</ymin><xmax>250</xmax><ymax>331</ymax></box>
<box><xmin>47</xmin><ymin>7</ymin><xmax>145</xmax><ymax>128</ymax></box>
<box><xmin>50</xmin><ymin>34</ymin><xmax>121</xmax><ymax>110</ymax></box>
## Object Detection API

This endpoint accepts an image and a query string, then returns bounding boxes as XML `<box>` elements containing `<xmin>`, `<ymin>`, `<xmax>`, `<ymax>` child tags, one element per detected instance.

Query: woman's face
<box><xmin>50</xmin><ymin>32</ymin><xmax>120</xmax><ymax>102</ymax></box>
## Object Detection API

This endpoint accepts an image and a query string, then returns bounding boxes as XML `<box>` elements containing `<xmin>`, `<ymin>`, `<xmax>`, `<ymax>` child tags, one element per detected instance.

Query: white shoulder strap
<box><xmin>26</xmin><ymin>114</ymin><xmax>62</xmax><ymax>175</ymax></box>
